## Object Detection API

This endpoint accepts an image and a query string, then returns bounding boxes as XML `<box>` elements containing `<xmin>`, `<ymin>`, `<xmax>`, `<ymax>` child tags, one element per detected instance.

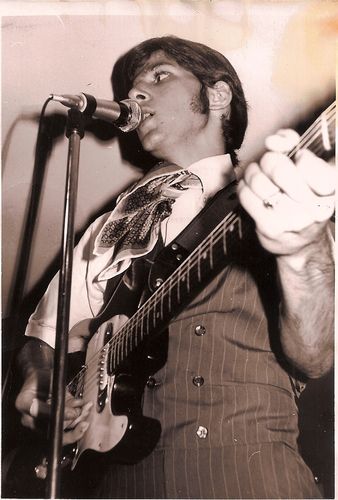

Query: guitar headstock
<box><xmin>288</xmin><ymin>101</ymin><xmax>336</xmax><ymax>163</ymax></box>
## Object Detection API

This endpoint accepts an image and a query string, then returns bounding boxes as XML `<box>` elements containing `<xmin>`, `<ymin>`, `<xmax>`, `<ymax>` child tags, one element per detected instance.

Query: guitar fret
<box><xmin>146</xmin><ymin>306</ymin><xmax>150</xmax><ymax>336</ymax></box>
<box><xmin>320</xmin><ymin>113</ymin><xmax>332</xmax><ymax>151</ymax></box>
<box><xmin>128</xmin><ymin>321</ymin><xmax>133</xmax><ymax>353</ymax></box>
<box><xmin>113</xmin><ymin>344</ymin><xmax>118</xmax><ymax>372</ymax></box>
<box><xmin>209</xmin><ymin>233</ymin><xmax>214</xmax><ymax>270</ymax></box>
<box><xmin>238</xmin><ymin>217</ymin><xmax>242</xmax><ymax>240</ymax></box>
<box><xmin>115</xmin><ymin>342</ymin><xmax>119</xmax><ymax>368</ymax></box>
<box><xmin>222</xmin><ymin>224</ymin><xmax>227</xmax><ymax>255</ymax></box>
<box><xmin>288</xmin><ymin>103</ymin><xmax>335</xmax><ymax>161</ymax></box>
<box><xmin>119</xmin><ymin>335</ymin><xmax>124</xmax><ymax>361</ymax></box>
<box><xmin>310</xmin><ymin>136</ymin><xmax>327</xmax><ymax>156</ymax></box>
<box><xmin>134</xmin><ymin>315</ymin><xmax>140</xmax><ymax>346</ymax></box>
<box><xmin>176</xmin><ymin>266</ymin><xmax>181</xmax><ymax>304</ymax></box>
<box><xmin>197</xmin><ymin>246</ymin><xmax>202</xmax><ymax>282</ymax></box>
<box><xmin>167</xmin><ymin>277</ymin><xmax>172</xmax><ymax>312</ymax></box>
<box><xmin>132</xmin><ymin>323</ymin><xmax>138</xmax><ymax>351</ymax></box>
<box><xmin>139</xmin><ymin>310</ymin><xmax>144</xmax><ymax>343</ymax></box>
<box><xmin>122</xmin><ymin>335</ymin><xmax>126</xmax><ymax>359</ymax></box>
<box><xmin>119</xmin><ymin>338</ymin><xmax>123</xmax><ymax>365</ymax></box>
<box><xmin>67</xmin><ymin>101</ymin><xmax>336</xmax><ymax>395</ymax></box>
<box><xmin>123</xmin><ymin>332</ymin><xmax>128</xmax><ymax>358</ymax></box>
<box><xmin>116</xmin><ymin>342</ymin><xmax>120</xmax><ymax>367</ymax></box>
<box><xmin>186</xmin><ymin>258</ymin><xmax>191</xmax><ymax>293</ymax></box>
<box><xmin>152</xmin><ymin>298</ymin><xmax>157</xmax><ymax>328</ymax></box>
<box><xmin>160</xmin><ymin>283</ymin><xmax>164</xmax><ymax>321</ymax></box>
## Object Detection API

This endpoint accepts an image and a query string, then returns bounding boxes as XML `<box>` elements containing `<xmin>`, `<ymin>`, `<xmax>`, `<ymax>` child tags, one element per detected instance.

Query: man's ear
<box><xmin>208</xmin><ymin>81</ymin><xmax>232</xmax><ymax>112</ymax></box>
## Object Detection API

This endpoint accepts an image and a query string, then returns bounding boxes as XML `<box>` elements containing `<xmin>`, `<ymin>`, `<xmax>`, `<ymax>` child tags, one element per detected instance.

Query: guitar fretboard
<box><xmin>107</xmin><ymin>210</ymin><xmax>242</xmax><ymax>373</ymax></box>
<box><xmin>69</xmin><ymin>100</ymin><xmax>336</xmax><ymax>392</ymax></box>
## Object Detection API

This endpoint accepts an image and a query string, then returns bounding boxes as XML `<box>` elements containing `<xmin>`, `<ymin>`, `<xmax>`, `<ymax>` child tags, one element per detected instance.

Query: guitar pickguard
<box><xmin>71</xmin><ymin>315</ymin><xmax>164</xmax><ymax>469</ymax></box>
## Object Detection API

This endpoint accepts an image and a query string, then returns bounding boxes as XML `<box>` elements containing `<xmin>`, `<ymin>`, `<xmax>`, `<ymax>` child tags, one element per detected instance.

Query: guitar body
<box><xmin>72</xmin><ymin>318</ymin><xmax>163</xmax><ymax>469</ymax></box>
<box><xmin>3</xmin><ymin>102</ymin><xmax>334</xmax><ymax>497</ymax></box>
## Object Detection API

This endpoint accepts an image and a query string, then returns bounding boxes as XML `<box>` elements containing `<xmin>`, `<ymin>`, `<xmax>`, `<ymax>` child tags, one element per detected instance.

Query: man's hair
<box><xmin>113</xmin><ymin>35</ymin><xmax>248</xmax><ymax>166</ymax></box>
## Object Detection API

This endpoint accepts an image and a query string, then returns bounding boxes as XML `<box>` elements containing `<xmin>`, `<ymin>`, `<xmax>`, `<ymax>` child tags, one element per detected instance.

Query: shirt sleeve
<box><xmin>25</xmin><ymin>213</ymin><xmax>111</xmax><ymax>351</ymax></box>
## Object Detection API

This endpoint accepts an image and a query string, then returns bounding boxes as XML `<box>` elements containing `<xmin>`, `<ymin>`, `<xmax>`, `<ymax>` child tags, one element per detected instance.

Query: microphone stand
<box><xmin>46</xmin><ymin>108</ymin><xmax>84</xmax><ymax>499</ymax></box>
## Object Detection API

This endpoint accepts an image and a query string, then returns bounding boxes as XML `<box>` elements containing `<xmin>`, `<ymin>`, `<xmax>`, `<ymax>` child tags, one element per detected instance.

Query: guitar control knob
<box><xmin>154</xmin><ymin>278</ymin><xmax>164</xmax><ymax>288</ymax></box>
<box><xmin>146</xmin><ymin>376</ymin><xmax>161</xmax><ymax>389</ymax></box>
<box><xmin>34</xmin><ymin>457</ymin><xmax>48</xmax><ymax>480</ymax></box>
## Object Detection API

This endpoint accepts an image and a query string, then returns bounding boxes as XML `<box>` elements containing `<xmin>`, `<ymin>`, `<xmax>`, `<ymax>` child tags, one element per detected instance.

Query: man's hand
<box><xmin>15</xmin><ymin>340</ymin><xmax>92</xmax><ymax>445</ymax></box>
<box><xmin>237</xmin><ymin>129</ymin><xmax>335</xmax><ymax>378</ymax></box>
<box><xmin>237</xmin><ymin>129</ymin><xmax>335</xmax><ymax>259</ymax></box>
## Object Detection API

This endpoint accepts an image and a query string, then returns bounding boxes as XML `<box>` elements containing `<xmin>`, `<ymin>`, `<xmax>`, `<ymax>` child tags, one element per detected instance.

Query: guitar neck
<box><xmin>75</xmin><ymin>100</ymin><xmax>336</xmax><ymax>381</ymax></box>
<box><xmin>106</xmin><ymin>210</ymin><xmax>244</xmax><ymax>373</ymax></box>
<box><xmin>287</xmin><ymin>101</ymin><xmax>335</xmax><ymax>161</ymax></box>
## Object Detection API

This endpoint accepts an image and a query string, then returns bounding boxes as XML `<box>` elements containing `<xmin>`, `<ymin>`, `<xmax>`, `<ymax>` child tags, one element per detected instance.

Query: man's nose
<box><xmin>128</xmin><ymin>85</ymin><xmax>149</xmax><ymax>101</ymax></box>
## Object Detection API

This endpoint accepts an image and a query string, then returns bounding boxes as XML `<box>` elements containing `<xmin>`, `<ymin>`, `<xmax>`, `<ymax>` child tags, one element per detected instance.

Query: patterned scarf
<box><xmin>94</xmin><ymin>163</ymin><xmax>202</xmax><ymax>275</ymax></box>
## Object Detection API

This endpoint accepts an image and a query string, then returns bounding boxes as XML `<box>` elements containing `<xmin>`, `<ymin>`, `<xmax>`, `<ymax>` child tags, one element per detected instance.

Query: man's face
<box><xmin>128</xmin><ymin>50</ymin><xmax>210</xmax><ymax>163</ymax></box>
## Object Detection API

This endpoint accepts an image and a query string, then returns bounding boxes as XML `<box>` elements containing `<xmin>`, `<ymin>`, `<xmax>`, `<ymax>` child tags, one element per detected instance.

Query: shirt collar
<box><xmin>121</xmin><ymin>154</ymin><xmax>234</xmax><ymax>203</ymax></box>
<box><xmin>187</xmin><ymin>154</ymin><xmax>235</xmax><ymax>200</ymax></box>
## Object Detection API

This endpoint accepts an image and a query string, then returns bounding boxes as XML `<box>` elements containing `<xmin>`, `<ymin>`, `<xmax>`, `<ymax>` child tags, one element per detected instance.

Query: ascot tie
<box><xmin>94</xmin><ymin>164</ymin><xmax>202</xmax><ymax>276</ymax></box>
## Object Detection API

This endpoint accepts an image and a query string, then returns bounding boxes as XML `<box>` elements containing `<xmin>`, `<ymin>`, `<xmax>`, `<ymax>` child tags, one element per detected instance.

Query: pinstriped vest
<box><xmin>142</xmin><ymin>242</ymin><xmax>303</xmax><ymax>452</ymax></box>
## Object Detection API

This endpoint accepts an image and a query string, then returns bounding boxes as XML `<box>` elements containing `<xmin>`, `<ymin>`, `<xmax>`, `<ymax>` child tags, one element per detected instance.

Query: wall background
<box><xmin>1</xmin><ymin>1</ymin><xmax>336</xmax><ymax>497</ymax></box>
<box><xmin>2</xmin><ymin>0</ymin><xmax>336</xmax><ymax>318</ymax></box>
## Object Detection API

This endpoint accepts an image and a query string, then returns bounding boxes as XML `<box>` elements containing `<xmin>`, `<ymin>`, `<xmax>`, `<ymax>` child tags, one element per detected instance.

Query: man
<box><xmin>15</xmin><ymin>36</ymin><xmax>334</xmax><ymax>498</ymax></box>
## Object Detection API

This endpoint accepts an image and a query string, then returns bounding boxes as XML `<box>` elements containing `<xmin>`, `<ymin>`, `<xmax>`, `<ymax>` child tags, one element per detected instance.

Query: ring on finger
<box><xmin>263</xmin><ymin>190</ymin><xmax>283</xmax><ymax>209</ymax></box>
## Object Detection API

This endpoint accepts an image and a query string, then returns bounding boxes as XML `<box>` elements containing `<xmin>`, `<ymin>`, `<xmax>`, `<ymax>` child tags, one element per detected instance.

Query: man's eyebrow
<box><xmin>134</xmin><ymin>61</ymin><xmax>175</xmax><ymax>80</ymax></box>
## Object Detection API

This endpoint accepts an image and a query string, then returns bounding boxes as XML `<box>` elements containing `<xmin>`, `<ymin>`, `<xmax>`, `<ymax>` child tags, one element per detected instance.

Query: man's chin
<box><xmin>140</xmin><ymin>135</ymin><xmax>166</xmax><ymax>159</ymax></box>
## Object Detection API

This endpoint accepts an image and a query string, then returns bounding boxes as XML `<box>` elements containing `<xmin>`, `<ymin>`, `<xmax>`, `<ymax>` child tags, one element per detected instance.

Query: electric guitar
<box><xmin>4</xmin><ymin>101</ymin><xmax>336</xmax><ymax>496</ymax></box>
<box><xmin>65</xmin><ymin>100</ymin><xmax>336</xmax><ymax>470</ymax></box>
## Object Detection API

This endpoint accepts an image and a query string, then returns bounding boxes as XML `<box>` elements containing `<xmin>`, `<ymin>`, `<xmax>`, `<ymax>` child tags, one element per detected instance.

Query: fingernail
<box><xmin>29</xmin><ymin>398</ymin><xmax>39</xmax><ymax>417</ymax></box>
<box><xmin>80</xmin><ymin>422</ymin><xmax>90</xmax><ymax>433</ymax></box>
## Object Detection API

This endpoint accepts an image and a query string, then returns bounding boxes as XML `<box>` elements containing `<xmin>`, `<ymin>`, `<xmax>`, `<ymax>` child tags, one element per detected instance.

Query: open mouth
<box><xmin>142</xmin><ymin>111</ymin><xmax>154</xmax><ymax>123</ymax></box>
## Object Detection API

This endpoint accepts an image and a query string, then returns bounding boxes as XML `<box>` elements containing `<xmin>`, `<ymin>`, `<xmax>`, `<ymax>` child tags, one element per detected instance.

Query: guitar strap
<box><xmin>92</xmin><ymin>180</ymin><xmax>239</xmax><ymax>330</ymax></box>
<box><xmin>148</xmin><ymin>180</ymin><xmax>239</xmax><ymax>292</ymax></box>
<box><xmin>170</xmin><ymin>180</ymin><xmax>238</xmax><ymax>251</ymax></box>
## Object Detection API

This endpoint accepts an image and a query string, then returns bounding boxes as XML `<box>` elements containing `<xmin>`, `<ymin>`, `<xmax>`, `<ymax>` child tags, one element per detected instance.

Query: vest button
<box><xmin>196</xmin><ymin>426</ymin><xmax>208</xmax><ymax>439</ymax></box>
<box><xmin>146</xmin><ymin>377</ymin><xmax>159</xmax><ymax>389</ymax></box>
<box><xmin>193</xmin><ymin>376</ymin><xmax>204</xmax><ymax>387</ymax></box>
<box><xmin>154</xmin><ymin>278</ymin><xmax>164</xmax><ymax>288</ymax></box>
<box><xmin>195</xmin><ymin>325</ymin><xmax>206</xmax><ymax>336</ymax></box>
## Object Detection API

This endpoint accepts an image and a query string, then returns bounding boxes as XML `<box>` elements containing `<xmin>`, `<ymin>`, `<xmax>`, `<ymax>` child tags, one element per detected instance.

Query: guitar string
<box><xmin>68</xmin><ymin>104</ymin><xmax>336</xmax><ymax>395</ymax></box>
<box><xmin>68</xmin><ymin>104</ymin><xmax>336</xmax><ymax>394</ymax></box>
<box><xmin>94</xmin><ymin>103</ymin><xmax>336</xmax><ymax>369</ymax></box>
<box><xmin>68</xmin><ymin>212</ymin><xmax>240</xmax><ymax>394</ymax></box>
<box><xmin>67</xmin><ymin>213</ymin><xmax>240</xmax><ymax>394</ymax></box>
<box><xmin>70</xmin><ymin>162</ymin><xmax>334</xmax><ymax>395</ymax></box>
<box><xmin>289</xmin><ymin>112</ymin><xmax>335</xmax><ymax>160</ymax></box>
<box><xmin>290</xmin><ymin>102</ymin><xmax>335</xmax><ymax>156</ymax></box>
<box><xmin>287</xmin><ymin>103</ymin><xmax>336</xmax><ymax>159</ymax></box>
<box><xmin>68</xmin><ymin>105</ymin><xmax>336</xmax><ymax>396</ymax></box>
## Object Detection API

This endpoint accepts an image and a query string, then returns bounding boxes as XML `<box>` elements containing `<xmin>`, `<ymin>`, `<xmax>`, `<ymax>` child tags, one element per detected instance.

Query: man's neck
<box><xmin>158</xmin><ymin>131</ymin><xmax>226</xmax><ymax>168</ymax></box>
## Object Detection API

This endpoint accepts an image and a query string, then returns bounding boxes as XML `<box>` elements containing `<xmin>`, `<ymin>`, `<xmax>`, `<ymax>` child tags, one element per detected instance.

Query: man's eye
<box><xmin>153</xmin><ymin>71</ymin><xmax>169</xmax><ymax>83</ymax></box>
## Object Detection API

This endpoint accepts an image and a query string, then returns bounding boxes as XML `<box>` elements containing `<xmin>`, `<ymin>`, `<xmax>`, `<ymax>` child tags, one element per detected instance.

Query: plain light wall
<box><xmin>2</xmin><ymin>0</ymin><xmax>336</xmax><ymax>318</ymax></box>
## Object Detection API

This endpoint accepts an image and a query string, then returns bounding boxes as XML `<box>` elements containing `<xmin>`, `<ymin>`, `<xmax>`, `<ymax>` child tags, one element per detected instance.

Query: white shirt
<box><xmin>25</xmin><ymin>154</ymin><xmax>234</xmax><ymax>351</ymax></box>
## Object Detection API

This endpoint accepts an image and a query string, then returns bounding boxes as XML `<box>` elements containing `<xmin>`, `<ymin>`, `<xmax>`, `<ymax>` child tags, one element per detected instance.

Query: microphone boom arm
<box><xmin>49</xmin><ymin>93</ymin><xmax>142</xmax><ymax>132</ymax></box>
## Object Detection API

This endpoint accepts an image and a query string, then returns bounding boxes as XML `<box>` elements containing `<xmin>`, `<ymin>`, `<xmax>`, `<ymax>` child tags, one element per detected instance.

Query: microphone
<box><xmin>49</xmin><ymin>92</ymin><xmax>142</xmax><ymax>132</ymax></box>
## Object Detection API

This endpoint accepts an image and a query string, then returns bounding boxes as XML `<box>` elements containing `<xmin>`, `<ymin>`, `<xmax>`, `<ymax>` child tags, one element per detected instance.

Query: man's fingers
<box><xmin>63</xmin><ymin>421</ymin><xmax>90</xmax><ymax>446</ymax></box>
<box><xmin>65</xmin><ymin>401</ymin><xmax>93</xmax><ymax>429</ymax></box>
<box><xmin>29</xmin><ymin>398</ymin><xmax>51</xmax><ymax>418</ymax></box>
<box><xmin>20</xmin><ymin>413</ymin><xmax>37</xmax><ymax>430</ymax></box>
<box><xmin>250</xmin><ymin>150</ymin><xmax>335</xmax><ymax>217</ymax></box>
<box><xmin>296</xmin><ymin>149</ymin><xmax>336</xmax><ymax>196</ymax></box>
<box><xmin>265</xmin><ymin>128</ymin><xmax>300</xmax><ymax>153</ymax></box>
<box><xmin>242</xmin><ymin>162</ymin><xmax>277</xmax><ymax>199</ymax></box>
<box><xmin>259</xmin><ymin>152</ymin><xmax>316</xmax><ymax>204</ymax></box>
